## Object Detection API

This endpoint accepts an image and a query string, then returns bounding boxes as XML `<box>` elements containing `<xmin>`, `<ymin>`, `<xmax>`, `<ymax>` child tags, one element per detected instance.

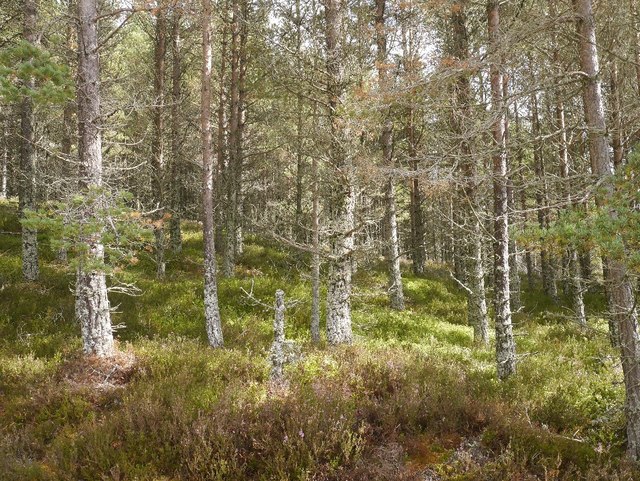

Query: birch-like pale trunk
<box><xmin>574</xmin><ymin>0</ymin><xmax>640</xmax><ymax>459</ymax></box>
<box><xmin>202</xmin><ymin>0</ymin><xmax>223</xmax><ymax>348</ymax></box>
<box><xmin>488</xmin><ymin>0</ymin><xmax>516</xmax><ymax>380</ymax></box>
<box><xmin>270</xmin><ymin>290</ymin><xmax>286</xmax><ymax>380</ymax></box>
<box><xmin>375</xmin><ymin>0</ymin><xmax>404</xmax><ymax>311</ymax></box>
<box><xmin>1</xmin><ymin>116</ymin><xmax>8</xmax><ymax>200</ymax></box>
<box><xmin>76</xmin><ymin>0</ymin><xmax>114</xmax><ymax>357</ymax></box>
<box><xmin>324</xmin><ymin>0</ymin><xmax>354</xmax><ymax>345</ymax></box>
<box><xmin>20</xmin><ymin>0</ymin><xmax>39</xmax><ymax>282</ymax></box>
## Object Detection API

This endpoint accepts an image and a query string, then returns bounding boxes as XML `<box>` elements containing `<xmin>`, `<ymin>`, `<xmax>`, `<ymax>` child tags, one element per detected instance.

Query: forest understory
<box><xmin>0</xmin><ymin>203</ymin><xmax>637</xmax><ymax>481</ymax></box>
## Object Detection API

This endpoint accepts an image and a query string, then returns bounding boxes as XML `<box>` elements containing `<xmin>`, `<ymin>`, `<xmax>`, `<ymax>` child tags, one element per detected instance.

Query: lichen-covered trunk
<box><xmin>223</xmin><ymin>0</ymin><xmax>246</xmax><ymax>276</ymax></box>
<box><xmin>20</xmin><ymin>0</ymin><xmax>39</xmax><ymax>282</ymax></box>
<box><xmin>488</xmin><ymin>0</ymin><xmax>516</xmax><ymax>380</ymax></box>
<box><xmin>324</xmin><ymin>0</ymin><xmax>354</xmax><ymax>345</ymax></box>
<box><xmin>202</xmin><ymin>0</ymin><xmax>223</xmax><ymax>348</ymax></box>
<box><xmin>574</xmin><ymin>0</ymin><xmax>640</xmax><ymax>460</ymax></box>
<box><xmin>270</xmin><ymin>290</ymin><xmax>286</xmax><ymax>380</ymax></box>
<box><xmin>0</xmin><ymin>119</ymin><xmax>7</xmax><ymax>200</ymax></box>
<box><xmin>76</xmin><ymin>0</ymin><xmax>113</xmax><ymax>357</ymax></box>
<box><xmin>375</xmin><ymin>0</ymin><xmax>404</xmax><ymax>311</ymax></box>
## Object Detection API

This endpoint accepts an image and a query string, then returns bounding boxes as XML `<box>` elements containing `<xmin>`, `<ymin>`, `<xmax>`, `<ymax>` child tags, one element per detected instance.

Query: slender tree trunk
<box><xmin>235</xmin><ymin>5</ymin><xmax>247</xmax><ymax>257</ymax></box>
<box><xmin>152</xmin><ymin>7</ymin><xmax>167</xmax><ymax>278</ymax></box>
<box><xmin>375</xmin><ymin>0</ymin><xmax>404</xmax><ymax>311</ymax></box>
<box><xmin>450</xmin><ymin>2</ymin><xmax>488</xmax><ymax>345</ymax></box>
<box><xmin>311</xmin><ymin>109</ymin><xmax>321</xmax><ymax>343</ymax></box>
<box><xmin>20</xmin><ymin>0</ymin><xmax>39</xmax><ymax>282</ymax></box>
<box><xmin>0</xmin><ymin>119</ymin><xmax>7</xmax><ymax>200</ymax></box>
<box><xmin>215</xmin><ymin>7</ymin><xmax>228</xmax><ymax>250</ymax></box>
<box><xmin>324</xmin><ymin>0</ymin><xmax>354</xmax><ymax>345</ymax></box>
<box><xmin>631</xmin><ymin>0</ymin><xmax>640</xmax><ymax>94</ymax></box>
<box><xmin>169</xmin><ymin>12</ymin><xmax>183</xmax><ymax>253</ymax></box>
<box><xmin>76</xmin><ymin>0</ymin><xmax>114</xmax><ymax>357</ymax></box>
<box><xmin>294</xmin><ymin>0</ymin><xmax>305</xmax><ymax>242</ymax></box>
<box><xmin>555</xmin><ymin>96</ymin><xmax>586</xmax><ymax>327</ymax></box>
<box><xmin>223</xmin><ymin>0</ymin><xmax>240</xmax><ymax>277</ymax></box>
<box><xmin>488</xmin><ymin>0</ymin><xmax>516</xmax><ymax>380</ymax></box>
<box><xmin>408</xmin><ymin>112</ymin><xmax>425</xmax><ymax>275</ymax></box>
<box><xmin>574</xmin><ymin>0</ymin><xmax>640</xmax><ymax>459</ymax></box>
<box><xmin>531</xmin><ymin>92</ymin><xmax>558</xmax><ymax>301</ymax></box>
<box><xmin>202</xmin><ymin>0</ymin><xmax>223</xmax><ymax>348</ymax></box>
<box><xmin>503</xmin><ymin>78</ymin><xmax>521</xmax><ymax>312</ymax></box>
<box><xmin>609</xmin><ymin>62</ymin><xmax>624</xmax><ymax>169</ymax></box>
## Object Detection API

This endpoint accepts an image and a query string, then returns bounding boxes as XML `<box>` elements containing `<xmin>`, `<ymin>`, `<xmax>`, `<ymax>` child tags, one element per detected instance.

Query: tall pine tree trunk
<box><xmin>451</xmin><ymin>2</ymin><xmax>488</xmax><ymax>345</ymax></box>
<box><xmin>324</xmin><ymin>0</ymin><xmax>354</xmax><ymax>345</ymax></box>
<box><xmin>556</xmin><ymin>98</ymin><xmax>586</xmax><ymax>327</ymax></box>
<box><xmin>152</xmin><ymin>8</ymin><xmax>167</xmax><ymax>278</ymax></box>
<box><xmin>574</xmin><ymin>0</ymin><xmax>640</xmax><ymax>459</ymax></box>
<box><xmin>531</xmin><ymin>92</ymin><xmax>558</xmax><ymax>301</ymax></box>
<box><xmin>20</xmin><ymin>0</ymin><xmax>39</xmax><ymax>282</ymax></box>
<box><xmin>169</xmin><ymin>12</ymin><xmax>183</xmax><ymax>253</ymax></box>
<box><xmin>375</xmin><ymin>0</ymin><xmax>404</xmax><ymax>311</ymax></box>
<box><xmin>488</xmin><ymin>0</ymin><xmax>516</xmax><ymax>379</ymax></box>
<box><xmin>76</xmin><ymin>0</ymin><xmax>114</xmax><ymax>357</ymax></box>
<box><xmin>202</xmin><ymin>0</ymin><xmax>223</xmax><ymax>348</ymax></box>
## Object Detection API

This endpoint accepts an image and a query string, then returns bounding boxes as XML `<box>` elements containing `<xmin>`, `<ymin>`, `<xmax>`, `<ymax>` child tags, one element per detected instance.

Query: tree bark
<box><xmin>202</xmin><ymin>0</ymin><xmax>223</xmax><ymax>348</ymax></box>
<box><xmin>1</xmin><ymin>115</ymin><xmax>8</xmax><ymax>200</ymax></box>
<box><xmin>169</xmin><ymin>11</ymin><xmax>183</xmax><ymax>253</ymax></box>
<box><xmin>76</xmin><ymin>0</ymin><xmax>114</xmax><ymax>357</ymax></box>
<box><xmin>450</xmin><ymin>1</ymin><xmax>488</xmax><ymax>345</ymax></box>
<box><xmin>609</xmin><ymin>61</ymin><xmax>624</xmax><ymax>169</ymax></box>
<box><xmin>503</xmin><ymin>77</ymin><xmax>521</xmax><ymax>312</ymax></box>
<box><xmin>375</xmin><ymin>0</ymin><xmax>404</xmax><ymax>311</ymax></box>
<box><xmin>152</xmin><ymin>6</ymin><xmax>167</xmax><ymax>278</ymax></box>
<box><xmin>531</xmin><ymin>92</ymin><xmax>558</xmax><ymax>301</ymax></box>
<box><xmin>20</xmin><ymin>0</ymin><xmax>39</xmax><ymax>282</ymax></box>
<box><xmin>488</xmin><ymin>0</ymin><xmax>516</xmax><ymax>380</ymax></box>
<box><xmin>574</xmin><ymin>0</ymin><xmax>640</xmax><ymax>459</ymax></box>
<box><xmin>324</xmin><ymin>0</ymin><xmax>354</xmax><ymax>345</ymax></box>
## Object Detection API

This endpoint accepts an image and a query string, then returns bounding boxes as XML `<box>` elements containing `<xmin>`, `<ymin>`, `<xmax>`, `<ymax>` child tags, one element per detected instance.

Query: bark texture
<box><xmin>152</xmin><ymin>7</ymin><xmax>167</xmax><ymax>278</ymax></box>
<box><xmin>20</xmin><ymin>0</ymin><xmax>39</xmax><ymax>282</ymax></box>
<box><xmin>169</xmin><ymin>12</ymin><xmax>183</xmax><ymax>253</ymax></box>
<box><xmin>76</xmin><ymin>0</ymin><xmax>114</xmax><ymax>357</ymax></box>
<box><xmin>450</xmin><ymin>1</ymin><xmax>488</xmax><ymax>346</ymax></box>
<box><xmin>324</xmin><ymin>0</ymin><xmax>354</xmax><ymax>345</ymax></box>
<box><xmin>488</xmin><ymin>0</ymin><xmax>516</xmax><ymax>380</ymax></box>
<box><xmin>270</xmin><ymin>290</ymin><xmax>286</xmax><ymax>380</ymax></box>
<box><xmin>574</xmin><ymin>0</ymin><xmax>640</xmax><ymax>459</ymax></box>
<box><xmin>202</xmin><ymin>0</ymin><xmax>223</xmax><ymax>348</ymax></box>
<box><xmin>375</xmin><ymin>0</ymin><xmax>404</xmax><ymax>311</ymax></box>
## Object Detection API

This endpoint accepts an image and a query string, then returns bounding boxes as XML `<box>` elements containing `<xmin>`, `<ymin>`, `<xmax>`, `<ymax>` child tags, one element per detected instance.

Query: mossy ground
<box><xmin>0</xmin><ymin>201</ymin><xmax>636</xmax><ymax>480</ymax></box>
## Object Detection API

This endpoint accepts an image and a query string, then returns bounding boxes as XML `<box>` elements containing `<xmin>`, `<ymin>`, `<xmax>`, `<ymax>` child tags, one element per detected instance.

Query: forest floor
<box><xmin>0</xmin><ymin>201</ymin><xmax>638</xmax><ymax>480</ymax></box>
